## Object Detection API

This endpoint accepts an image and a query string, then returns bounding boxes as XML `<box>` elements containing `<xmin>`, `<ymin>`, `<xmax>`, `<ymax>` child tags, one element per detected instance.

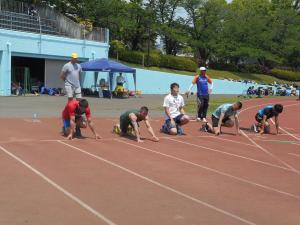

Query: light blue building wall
<box><xmin>111</xmin><ymin>68</ymin><xmax>271</xmax><ymax>95</ymax></box>
<box><xmin>0</xmin><ymin>29</ymin><xmax>109</xmax><ymax>96</ymax></box>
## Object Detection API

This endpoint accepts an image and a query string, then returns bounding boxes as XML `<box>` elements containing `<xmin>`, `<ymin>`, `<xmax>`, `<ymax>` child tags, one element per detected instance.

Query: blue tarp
<box><xmin>80</xmin><ymin>58</ymin><xmax>136</xmax><ymax>73</ymax></box>
<box><xmin>80</xmin><ymin>58</ymin><xmax>136</xmax><ymax>98</ymax></box>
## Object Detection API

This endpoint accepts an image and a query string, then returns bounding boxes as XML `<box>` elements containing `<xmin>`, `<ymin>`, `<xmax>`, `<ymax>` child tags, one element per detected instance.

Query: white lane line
<box><xmin>240</xmin><ymin>100</ymin><xmax>298</xmax><ymax>113</ymax></box>
<box><xmin>270</xmin><ymin>119</ymin><xmax>300</xmax><ymax>142</ymax></box>
<box><xmin>57</xmin><ymin>141</ymin><xmax>257</xmax><ymax>225</ymax></box>
<box><xmin>269</xmin><ymin>102</ymin><xmax>300</xmax><ymax>142</ymax></box>
<box><xmin>116</xmin><ymin>139</ymin><xmax>300</xmax><ymax>200</ymax></box>
<box><xmin>240</xmin><ymin>131</ymin><xmax>300</xmax><ymax>175</ymax></box>
<box><xmin>200</xmin><ymin>136</ymin><xmax>256</xmax><ymax>148</ymax></box>
<box><xmin>0</xmin><ymin>145</ymin><xmax>116</xmax><ymax>225</ymax></box>
<box><xmin>288</xmin><ymin>153</ymin><xmax>300</xmax><ymax>157</ymax></box>
<box><xmin>167</xmin><ymin>138</ymin><xmax>293</xmax><ymax>172</ymax></box>
<box><xmin>284</xmin><ymin>128</ymin><xmax>296</xmax><ymax>131</ymax></box>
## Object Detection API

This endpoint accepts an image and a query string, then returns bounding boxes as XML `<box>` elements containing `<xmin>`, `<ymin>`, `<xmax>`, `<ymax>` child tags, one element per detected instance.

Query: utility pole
<box><xmin>147</xmin><ymin>27</ymin><xmax>150</xmax><ymax>67</ymax></box>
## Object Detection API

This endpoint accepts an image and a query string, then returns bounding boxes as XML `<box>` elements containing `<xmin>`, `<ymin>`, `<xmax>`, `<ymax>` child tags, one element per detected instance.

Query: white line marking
<box><xmin>0</xmin><ymin>145</ymin><xmax>116</xmax><ymax>225</ymax></box>
<box><xmin>288</xmin><ymin>153</ymin><xmax>300</xmax><ymax>157</ymax></box>
<box><xmin>200</xmin><ymin>136</ymin><xmax>256</xmax><ymax>148</ymax></box>
<box><xmin>284</xmin><ymin>128</ymin><xmax>296</xmax><ymax>131</ymax></box>
<box><xmin>240</xmin><ymin>131</ymin><xmax>300</xmax><ymax>175</ymax></box>
<box><xmin>268</xmin><ymin>103</ymin><xmax>300</xmax><ymax>142</ymax></box>
<box><xmin>240</xmin><ymin>100</ymin><xmax>298</xmax><ymax>113</ymax></box>
<box><xmin>271</xmin><ymin>119</ymin><xmax>300</xmax><ymax>142</ymax></box>
<box><xmin>116</xmin><ymin>139</ymin><xmax>300</xmax><ymax>200</ymax></box>
<box><xmin>246</xmin><ymin>133</ymin><xmax>300</xmax><ymax>137</ymax></box>
<box><xmin>57</xmin><ymin>141</ymin><xmax>257</xmax><ymax>225</ymax></box>
<box><xmin>167</xmin><ymin>138</ymin><xmax>293</xmax><ymax>172</ymax></box>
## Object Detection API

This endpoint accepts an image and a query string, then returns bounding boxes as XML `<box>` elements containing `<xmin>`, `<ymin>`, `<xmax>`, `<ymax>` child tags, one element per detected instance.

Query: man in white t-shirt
<box><xmin>161</xmin><ymin>83</ymin><xmax>190</xmax><ymax>135</ymax></box>
<box><xmin>116</xmin><ymin>73</ymin><xmax>125</xmax><ymax>86</ymax></box>
<box><xmin>60</xmin><ymin>53</ymin><xmax>82</xmax><ymax>101</ymax></box>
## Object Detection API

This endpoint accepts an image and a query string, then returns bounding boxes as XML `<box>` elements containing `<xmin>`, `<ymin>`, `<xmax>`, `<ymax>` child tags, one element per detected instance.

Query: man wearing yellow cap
<box><xmin>60</xmin><ymin>53</ymin><xmax>82</xmax><ymax>101</ymax></box>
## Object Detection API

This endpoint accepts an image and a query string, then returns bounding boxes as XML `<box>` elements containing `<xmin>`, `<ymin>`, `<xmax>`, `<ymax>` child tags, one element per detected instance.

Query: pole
<box><xmin>147</xmin><ymin>27</ymin><xmax>150</xmax><ymax>67</ymax></box>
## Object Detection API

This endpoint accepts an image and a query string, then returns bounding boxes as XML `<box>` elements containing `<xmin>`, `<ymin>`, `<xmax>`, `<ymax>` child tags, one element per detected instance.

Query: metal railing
<box><xmin>0</xmin><ymin>10</ymin><xmax>60</xmax><ymax>36</ymax></box>
<box><xmin>0</xmin><ymin>0</ymin><xmax>109</xmax><ymax>43</ymax></box>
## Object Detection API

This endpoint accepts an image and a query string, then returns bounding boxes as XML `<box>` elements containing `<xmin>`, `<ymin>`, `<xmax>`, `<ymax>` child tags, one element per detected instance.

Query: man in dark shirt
<box><xmin>114</xmin><ymin>106</ymin><xmax>159</xmax><ymax>143</ymax></box>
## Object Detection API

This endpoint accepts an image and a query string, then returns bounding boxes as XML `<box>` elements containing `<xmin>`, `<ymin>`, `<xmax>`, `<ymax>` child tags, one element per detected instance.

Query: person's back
<box><xmin>258</xmin><ymin>105</ymin><xmax>278</xmax><ymax>120</ymax></box>
<box><xmin>120</xmin><ymin>110</ymin><xmax>142</xmax><ymax>123</ymax></box>
<box><xmin>213</xmin><ymin>103</ymin><xmax>235</xmax><ymax>119</ymax></box>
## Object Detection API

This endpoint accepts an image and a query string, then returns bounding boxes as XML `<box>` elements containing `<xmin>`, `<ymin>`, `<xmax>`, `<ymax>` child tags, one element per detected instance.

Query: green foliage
<box><xmin>117</xmin><ymin>50</ymin><xmax>196</xmax><ymax>72</ymax></box>
<box><xmin>160</xmin><ymin>55</ymin><xmax>197</xmax><ymax>71</ymax></box>
<box><xmin>118</xmin><ymin>50</ymin><xmax>144</xmax><ymax>65</ymax></box>
<box><xmin>109</xmin><ymin>40</ymin><xmax>125</xmax><ymax>57</ymax></box>
<box><xmin>42</xmin><ymin>0</ymin><xmax>300</xmax><ymax>79</ymax></box>
<box><xmin>271</xmin><ymin>69</ymin><xmax>300</xmax><ymax>81</ymax></box>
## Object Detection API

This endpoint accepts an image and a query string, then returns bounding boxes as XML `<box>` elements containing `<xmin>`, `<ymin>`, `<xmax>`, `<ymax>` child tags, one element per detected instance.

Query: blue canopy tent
<box><xmin>80</xmin><ymin>58</ymin><xmax>136</xmax><ymax>98</ymax></box>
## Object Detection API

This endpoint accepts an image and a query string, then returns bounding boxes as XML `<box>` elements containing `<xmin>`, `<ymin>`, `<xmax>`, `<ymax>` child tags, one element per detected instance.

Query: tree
<box><xmin>152</xmin><ymin>0</ymin><xmax>186</xmax><ymax>55</ymax></box>
<box><xmin>183</xmin><ymin>0</ymin><xmax>227</xmax><ymax>65</ymax></box>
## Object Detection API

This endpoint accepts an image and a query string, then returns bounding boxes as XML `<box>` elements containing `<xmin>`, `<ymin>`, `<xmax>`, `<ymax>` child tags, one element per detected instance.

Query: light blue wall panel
<box><xmin>0</xmin><ymin>29</ymin><xmax>109</xmax><ymax>95</ymax></box>
<box><xmin>116</xmin><ymin>68</ymin><xmax>275</xmax><ymax>95</ymax></box>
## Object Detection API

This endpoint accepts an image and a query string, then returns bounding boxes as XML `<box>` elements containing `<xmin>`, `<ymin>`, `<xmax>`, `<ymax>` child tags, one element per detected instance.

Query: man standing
<box><xmin>187</xmin><ymin>67</ymin><xmax>213</xmax><ymax>122</ymax></box>
<box><xmin>60</xmin><ymin>53</ymin><xmax>82</xmax><ymax>101</ymax></box>
<box><xmin>116</xmin><ymin>73</ymin><xmax>125</xmax><ymax>87</ymax></box>
<box><xmin>161</xmin><ymin>83</ymin><xmax>190</xmax><ymax>135</ymax></box>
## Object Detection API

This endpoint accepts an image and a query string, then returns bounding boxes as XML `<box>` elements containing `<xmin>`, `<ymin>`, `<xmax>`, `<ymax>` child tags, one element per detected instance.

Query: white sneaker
<box><xmin>196</xmin><ymin>117</ymin><xmax>201</xmax><ymax>122</ymax></box>
<box><xmin>202</xmin><ymin>118</ymin><xmax>207</xmax><ymax>123</ymax></box>
<box><xmin>251</xmin><ymin>124</ymin><xmax>258</xmax><ymax>133</ymax></box>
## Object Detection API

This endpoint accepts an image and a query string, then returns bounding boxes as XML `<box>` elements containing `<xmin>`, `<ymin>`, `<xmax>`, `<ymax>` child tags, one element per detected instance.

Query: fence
<box><xmin>0</xmin><ymin>0</ymin><xmax>109</xmax><ymax>43</ymax></box>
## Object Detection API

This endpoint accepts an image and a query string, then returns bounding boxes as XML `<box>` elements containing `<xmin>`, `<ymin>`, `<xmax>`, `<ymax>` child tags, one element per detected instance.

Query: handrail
<box><xmin>0</xmin><ymin>0</ymin><xmax>109</xmax><ymax>43</ymax></box>
<box><xmin>0</xmin><ymin>10</ymin><xmax>60</xmax><ymax>36</ymax></box>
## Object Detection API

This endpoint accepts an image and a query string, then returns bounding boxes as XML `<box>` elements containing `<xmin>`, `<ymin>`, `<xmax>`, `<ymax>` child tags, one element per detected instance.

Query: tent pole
<box><xmin>109</xmin><ymin>72</ymin><xmax>113</xmax><ymax>99</ymax></box>
<box><xmin>133</xmin><ymin>72</ymin><xmax>137</xmax><ymax>97</ymax></box>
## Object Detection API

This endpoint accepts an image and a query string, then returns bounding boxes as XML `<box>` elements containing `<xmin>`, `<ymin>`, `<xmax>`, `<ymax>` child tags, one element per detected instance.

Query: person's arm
<box><xmin>163</xmin><ymin>97</ymin><xmax>175</xmax><ymax>126</ymax></box>
<box><xmin>145</xmin><ymin>116</ymin><xmax>159</xmax><ymax>142</ymax></box>
<box><xmin>60</xmin><ymin>71</ymin><xmax>66</xmax><ymax>81</ymax></box>
<box><xmin>164</xmin><ymin>107</ymin><xmax>175</xmax><ymax>126</ymax></box>
<box><xmin>275</xmin><ymin>115</ymin><xmax>280</xmax><ymax>134</ymax></box>
<box><xmin>188</xmin><ymin>83</ymin><xmax>194</xmax><ymax>93</ymax></box>
<box><xmin>67</xmin><ymin>116</ymin><xmax>76</xmax><ymax>140</ymax></box>
<box><xmin>129</xmin><ymin>113</ymin><xmax>142</xmax><ymax>142</ymax></box>
<box><xmin>207</xmin><ymin>76</ymin><xmax>213</xmax><ymax>94</ymax></box>
<box><xmin>87</xmin><ymin>118</ymin><xmax>101</xmax><ymax>139</ymax></box>
<box><xmin>187</xmin><ymin>75</ymin><xmax>198</xmax><ymax>95</ymax></box>
<box><xmin>234</xmin><ymin>114</ymin><xmax>241</xmax><ymax>135</ymax></box>
<box><xmin>259</xmin><ymin>115</ymin><xmax>267</xmax><ymax>135</ymax></box>
<box><xmin>180</xmin><ymin>106</ymin><xmax>185</xmax><ymax>115</ymax></box>
<box><xmin>216</xmin><ymin>112</ymin><xmax>225</xmax><ymax>135</ymax></box>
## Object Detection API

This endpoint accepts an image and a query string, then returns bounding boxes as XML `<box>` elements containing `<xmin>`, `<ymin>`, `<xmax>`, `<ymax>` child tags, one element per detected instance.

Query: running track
<box><xmin>0</xmin><ymin>97</ymin><xmax>299</xmax><ymax>225</ymax></box>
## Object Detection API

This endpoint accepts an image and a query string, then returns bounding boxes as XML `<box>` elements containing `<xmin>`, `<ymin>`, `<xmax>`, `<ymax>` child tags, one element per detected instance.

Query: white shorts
<box><xmin>65</xmin><ymin>85</ymin><xmax>82</xmax><ymax>99</ymax></box>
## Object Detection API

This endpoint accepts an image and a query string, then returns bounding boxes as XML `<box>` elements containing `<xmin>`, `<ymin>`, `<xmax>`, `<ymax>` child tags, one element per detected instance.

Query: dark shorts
<box><xmin>63</xmin><ymin>119</ymin><xmax>70</xmax><ymax>129</ymax></box>
<box><xmin>120</xmin><ymin>118</ymin><xmax>139</xmax><ymax>134</ymax></box>
<box><xmin>63</xmin><ymin>116</ymin><xmax>84</xmax><ymax>129</ymax></box>
<box><xmin>211</xmin><ymin>115</ymin><xmax>231</xmax><ymax>127</ymax></box>
<box><xmin>164</xmin><ymin>114</ymin><xmax>185</xmax><ymax>130</ymax></box>
<box><xmin>255</xmin><ymin>113</ymin><xmax>263</xmax><ymax>123</ymax></box>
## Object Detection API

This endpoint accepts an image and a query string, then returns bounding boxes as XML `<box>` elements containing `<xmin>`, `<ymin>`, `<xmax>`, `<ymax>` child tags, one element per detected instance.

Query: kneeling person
<box><xmin>205</xmin><ymin>102</ymin><xmax>242</xmax><ymax>135</ymax></box>
<box><xmin>62</xmin><ymin>99</ymin><xmax>101</xmax><ymax>140</ymax></box>
<box><xmin>161</xmin><ymin>83</ymin><xmax>190</xmax><ymax>135</ymax></box>
<box><xmin>115</xmin><ymin>106</ymin><xmax>159</xmax><ymax>143</ymax></box>
<box><xmin>253</xmin><ymin>104</ymin><xmax>283</xmax><ymax>134</ymax></box>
